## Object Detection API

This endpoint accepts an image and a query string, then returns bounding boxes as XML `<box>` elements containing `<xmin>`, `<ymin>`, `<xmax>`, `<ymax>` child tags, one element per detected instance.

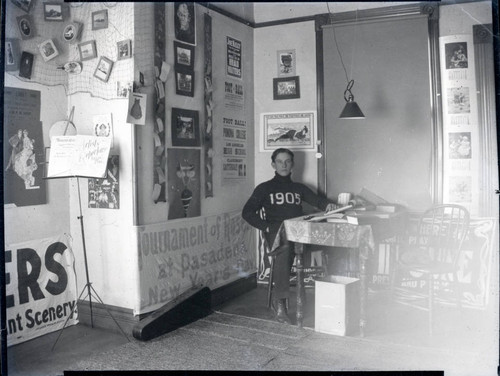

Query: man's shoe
<box><xmin>272</xmin><ymin>299</ymin><xmax>291</xmax><ymax>324</ymax></box>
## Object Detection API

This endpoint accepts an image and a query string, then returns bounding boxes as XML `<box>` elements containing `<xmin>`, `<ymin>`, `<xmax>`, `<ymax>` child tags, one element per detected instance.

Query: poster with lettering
<box><xmin>226</xmin><ymin>36</ymin><xmax>242</xmax><ymax>79</ymax></box>
<box><xmin>5</xmin><ymin>234</ymin><xmax>78</xmax><ymax>346</ymax></box>
<box><xmin>3</xmin><ymin>87</ymin><xmax>47</xmax><ymax>207</ymax></box>
<box><xmin>47</xmin><ymin>135</ymin><xmax>111</xmax><ymax>178</ymax></box>
<box><xmin>222</xmin><ymin>116</ymin><xmax>247</xmax><ymax>183</ymax></box>
<box><xmin>224</xmin><ymin>80</ymin><xmax>244</xmax><ymax>110</ymax></box>
<box><xmin>133</xmin><ymin>211</ymin><xmax>256</xmax><ymax>315</ymax></box>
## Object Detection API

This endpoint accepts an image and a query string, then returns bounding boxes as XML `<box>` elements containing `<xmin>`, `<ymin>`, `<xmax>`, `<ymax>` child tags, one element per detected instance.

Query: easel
<box><xmin>51</xmin><ymin>176</ymin><xmax>130</xmax><ymax>351</ymax></box>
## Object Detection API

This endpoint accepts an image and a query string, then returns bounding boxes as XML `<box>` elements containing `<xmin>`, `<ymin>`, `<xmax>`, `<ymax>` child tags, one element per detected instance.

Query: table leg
<box><xmin>359</xmin><ymin>254</ymin><xmax>367</xmax><ymax>337</ymax></box>
<box><xmin>295</xmin><ymin>242</ymin><xmax>304</xmax><ymax>328</ymax></box>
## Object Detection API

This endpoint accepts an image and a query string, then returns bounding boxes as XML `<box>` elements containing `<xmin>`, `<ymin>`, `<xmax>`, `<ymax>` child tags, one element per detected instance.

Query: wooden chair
<box><xmin>391</xmin><ymin>204</ymin><xmax>470</xmax><ymax>335</ymax></box>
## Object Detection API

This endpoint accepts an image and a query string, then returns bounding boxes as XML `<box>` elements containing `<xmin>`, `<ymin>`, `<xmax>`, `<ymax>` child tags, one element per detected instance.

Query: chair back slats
<box><xmin>416</xmin><ymin>204</ymin><xmax>470</xmax><ymax>267</ymax></box>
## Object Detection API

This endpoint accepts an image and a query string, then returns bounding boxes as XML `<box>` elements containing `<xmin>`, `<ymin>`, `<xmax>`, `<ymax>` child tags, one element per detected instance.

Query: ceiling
<box><xmin>208</xmin><ymin>2</ymin><xmax>421</xmax><ymax>24</ymax></box>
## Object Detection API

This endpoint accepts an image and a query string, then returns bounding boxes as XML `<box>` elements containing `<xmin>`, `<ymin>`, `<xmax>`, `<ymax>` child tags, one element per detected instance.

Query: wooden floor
<box><xmin>6</xmin><ymin>283</ymin><xmax>498</xmax><ymax>376</ymax></box>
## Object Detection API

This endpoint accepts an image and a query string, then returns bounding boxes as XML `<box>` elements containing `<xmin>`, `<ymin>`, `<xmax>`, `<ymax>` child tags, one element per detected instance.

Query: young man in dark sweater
<box><xmin>242</xmin><ymin>148</ymin><xmax>335</xmax><ymax>324</ymax></box>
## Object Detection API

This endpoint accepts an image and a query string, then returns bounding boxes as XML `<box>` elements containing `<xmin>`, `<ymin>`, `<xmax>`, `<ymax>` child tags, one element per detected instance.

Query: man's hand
<box><xmin>325</xmin><ymin>203</ymin><xmax>337</xmax><ymax>213</ymax></box>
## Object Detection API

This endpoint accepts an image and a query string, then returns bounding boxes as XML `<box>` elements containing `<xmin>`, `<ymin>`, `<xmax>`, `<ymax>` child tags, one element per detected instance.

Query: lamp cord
<box><xmin>327</xmin><ymin>2</ymin><xmax>349</xmax><ymax>84</ymax></box>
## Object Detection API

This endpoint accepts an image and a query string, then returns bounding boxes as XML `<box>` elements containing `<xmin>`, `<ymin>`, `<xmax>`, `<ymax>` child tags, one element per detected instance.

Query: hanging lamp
<box><xmin>328</xmin><ymin>3</ymin><xmax>365</xmax><ymax>119</ymax></box>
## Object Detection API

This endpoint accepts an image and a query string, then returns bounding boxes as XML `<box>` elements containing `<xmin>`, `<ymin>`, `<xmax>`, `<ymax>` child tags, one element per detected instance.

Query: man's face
<box><xmin>272</xmin><ymin>152</ymin><xmax>294</xmax><ymax>177</ymax></box>
<box><xmin>177</xmin><ymin>4</ymin><xmax>190</xmax><ymax>30</ymax></box>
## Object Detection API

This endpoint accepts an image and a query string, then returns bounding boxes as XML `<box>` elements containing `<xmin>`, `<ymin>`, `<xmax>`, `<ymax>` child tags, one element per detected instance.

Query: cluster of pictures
<box><xmin>174</xmin><ymin>2</ymin><xmax>196</xmax><ymax>97</ymax></box>
<box><xmin>273</xmin><ymin>49</ymin><xmax>300</xmax><ymax>100</ymax></box>
<box><xmin>11</xmin><ymin>1</ymin><xmax>132</xmax><ymax>84</ymax></box>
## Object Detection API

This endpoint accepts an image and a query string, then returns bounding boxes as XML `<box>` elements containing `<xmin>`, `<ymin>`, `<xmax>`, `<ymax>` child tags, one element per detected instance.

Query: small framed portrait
<box><xmin>93</xmin><ymin>56</ymin><xmax>114</xmax><ymax>83</ymax></box>
<box><xmin>19</xmin><ymin>51</ymin><xmax>34</xmax><ymax>79</ymax></box>
<box><xmin>11</xmin><ymin>0</ymin><xmax>35</xmax><ymax>13</ymax></box>
<box><xmin>78</xmin><ymin>40</ymin><xmax>97</xmax><ymax>61</ymax></box>
<box><xmin>17</xmin><ymin>14</ymin><xmax>35</xmax><ymax>40</ymax></box>
<box><xmin>445</xmin><ymin>42</ymin><xmax>468</xmax><ymax>70</ymax></box>
<box><xmin>277</xmin><ymin>49</ymin><xmax>296</xmax><ymax>77</ymax></box>
<box><xmin>62</xmin><ymin>22</ymin><xmax>82</xmax><ymax>44</ymax></box>
<box><xmin>92</xmin><ymin>9</ymin><xmax>108</xmax><ymax>30</ymax></box>
<box><xmin>5</xmin><ymin>38</ymin><xmax>20</xmax><ymax>72</ymax></box>
<box><xmin>175</xmin><ymin>69</ymin><xmax>194</xmax><ymax>97</ymax></box>
<box><xmin>117</xmin><ymin>39</ymin><xmax>132</xmax><ymax>60</ymax></box>
<box><xmin>174</xmin><ymin>41</ymin><xmax>194</xmax><ymax>69</ymax></box>
<box><xmin>171</xmin><ymin>107</ymin><xmax>200</xmax><ymax>147</ymax></box>
<box><xmin>39</xmin><ymin>39</ymin><xmax>59</xmax><ymax>62</ymax></box>
<box><xmin>273</xmin><ymin>76</ymin><xmax>300</xmax><ymax>100</ymax></box>
<box><xmin>43</xmin><ymin>3</ymin><xmax>64</xmax><ymax>22</ymax></box>
<box><xmin>174</xmin><ymin>2</ymin><xmax>196</xmax><ymax>45</ymax></box>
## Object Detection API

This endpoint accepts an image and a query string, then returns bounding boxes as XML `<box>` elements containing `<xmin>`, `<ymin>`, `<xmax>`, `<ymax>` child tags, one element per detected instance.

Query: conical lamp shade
<box><xmin>339</xmin><ymin>100</ymin><xmax>365</xmax><ymax>119</ymax></box>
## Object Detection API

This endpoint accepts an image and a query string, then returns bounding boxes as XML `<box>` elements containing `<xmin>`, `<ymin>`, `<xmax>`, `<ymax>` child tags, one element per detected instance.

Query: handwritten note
<box><xmin>47</xmin><ymin>136</ymin><xmax>111</xmax><ymax>178</ymax></box>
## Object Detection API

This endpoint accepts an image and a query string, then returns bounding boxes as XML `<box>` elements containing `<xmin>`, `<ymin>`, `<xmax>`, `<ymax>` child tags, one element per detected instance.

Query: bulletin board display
<box><xmin>5</xmin><ymin>1</ymin><xmax>134</xmax><ymax>100</ymax></box>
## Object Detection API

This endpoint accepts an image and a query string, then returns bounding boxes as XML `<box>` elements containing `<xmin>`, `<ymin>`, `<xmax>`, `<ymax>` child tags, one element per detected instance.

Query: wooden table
<box><xmin>270</xmin><ymin>211</ymin><xmax>406</xmax><ymax>336</ymax></box>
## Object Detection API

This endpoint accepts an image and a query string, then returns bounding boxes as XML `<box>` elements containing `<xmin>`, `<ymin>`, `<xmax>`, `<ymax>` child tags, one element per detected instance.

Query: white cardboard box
<box><xmin>314</xmin><ymin>275</ymin><xmax>360</xmax><ymax>336</ymax></box>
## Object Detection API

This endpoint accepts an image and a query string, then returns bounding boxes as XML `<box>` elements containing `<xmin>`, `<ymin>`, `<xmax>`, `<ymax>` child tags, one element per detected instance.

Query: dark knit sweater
<box><xmin>242</xmin><ymin>173</ymin><xmax>330</xmax><ymax>233</ymax></box>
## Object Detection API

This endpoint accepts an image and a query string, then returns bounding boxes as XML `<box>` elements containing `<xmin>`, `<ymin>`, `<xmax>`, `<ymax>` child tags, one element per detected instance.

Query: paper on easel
<box><xmin>47</xmin><ymin>135</ymin><xmax>111</xmax><ymax>178</ymax></box>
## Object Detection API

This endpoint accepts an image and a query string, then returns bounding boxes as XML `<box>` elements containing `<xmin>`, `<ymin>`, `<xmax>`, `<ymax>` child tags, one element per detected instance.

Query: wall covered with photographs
<box><xmin>5</xmin><ymin>1</ymin><xmax>134</xmax><ymax>99</ymax></box>
<box><xmin>135</xmin><ymin>3</ymin><xmax>255</xmax><ymax>225</ymax></box>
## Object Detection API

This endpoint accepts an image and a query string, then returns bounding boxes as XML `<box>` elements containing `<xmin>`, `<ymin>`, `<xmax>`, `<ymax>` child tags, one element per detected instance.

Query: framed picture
<box><xmin>117</xmin><ymin>39</ymin><xmax>132</xmax><ymax>60</ymax></box>
<box><xmin>62</xmin><ymin>22</ymin><xmax>82</xmax><ymax>44</ymax></box>
<box><xmin>39</xmin><ymin>39</ymin><xmax>59</xmax><ymax>62</ymax></box>
<box><xmin>273</xmin><ymin>76</ymin><xmax>300</xmax><ymax>100</ymax></box>
<box><xmin>5</xmin><ymin>38</ymin><xmax>20</xmax><ymax>72</ymax></box>
<box><xmin>277</xmin><ymin>49</ymin><xmax>296</xmax><ymax>77</ymax></box>
<box><xmin>19</xmin><ymin>51</ymin><xmax>34</xmax><ymax>79</ymax></box>
<box><xmin>174</xmin><ymin>41</ymin><xmax>194</xmax><ymax>69</ymax></box>
<box><xmin>78</xmin><ymin>40</ymin><xmax>97</xmax><ymax>61</ymax></box>
<box><xmin>11</xmin><ymin>0</ymin><xmax>35</xmax><ymax>13</ymax></box>
<box><xmin>171</xmin><ymin>107</ymin><xmax>200</xmax><ymax>147</ymax></box>
<box><xmin>93</xmin><ymin>56</ymin><xmax>114</xmax><ymax>83</ymax></box>
<box><xmin>16</xmin><ymin>15</ymin><xmax>35</xmax><ymax>40</ymax></box>
<box><xmin>174</xmin><ymin>2</ymin><xmax>196</xmax><ymax>45</ymax></box>
<box><xmin>92</xmin><ymin>9</ymin><xmax>108</xmax><ymax>30</ymax></box>
<box><xmin>260</xmin><ymin>111</ymin><xmax>316</xmax><ymax>151</ymax></box>
<box><xmin>43</xmin><ymin>3</ymin><xmax>64</xmax><ymax>22</ymax></box>
<box><xmin>175</xmin><ymin>69</ymin><xmax>194</xmax><ymax>97</ymax></box>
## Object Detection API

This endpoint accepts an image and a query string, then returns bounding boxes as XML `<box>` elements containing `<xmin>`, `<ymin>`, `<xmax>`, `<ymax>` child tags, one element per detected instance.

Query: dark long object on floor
<box><xmin>133</xmin><ymin>286</ymin><xmax>212</xmax><ymax>341</ymax></box>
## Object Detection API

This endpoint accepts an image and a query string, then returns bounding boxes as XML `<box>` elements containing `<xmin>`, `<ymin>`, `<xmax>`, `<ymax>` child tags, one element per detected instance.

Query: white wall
<box><xmin>3</xmin><ymin>76</ymin><xmax>70</xmax><ymax>245</ymax></box>
<box><xmin>253</xmin><ymin>21</ymin><xmax>321</xmax><ymax>195</ymax></box>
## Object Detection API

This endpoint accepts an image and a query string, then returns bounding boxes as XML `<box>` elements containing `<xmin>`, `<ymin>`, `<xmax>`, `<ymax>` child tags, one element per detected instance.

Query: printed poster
<box><xmin>224</xmin><ymin>80</ymin><xmax>244</xmax><ymax>110</ymax></box>
<box><xmin>3</xmin><ymin>87</ymin><xmax>47</xmax><ymax>207</ymax></box>
<box><xmin>133</xmin><ymin>211</ymin><xmax>256</xmax><ymax>315</ymax></box>
<box><xmin>88</xmin><ymin>155</ymin><xmax>120</xmax><ymax>209</ymax></box>
<box><xmin>226</xmin><ymin>36</ymin><xmax>242</xmax><ymax>79</ymax></box>
<box><xmin>5</xmin><ymin>234</ymin><xmax>78</xmax><ymax>346</ymax></box>
<box><xmin>222</xmin><ymin>116</ymin><xmax>247</xmax><ymax>183</ymax></box>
